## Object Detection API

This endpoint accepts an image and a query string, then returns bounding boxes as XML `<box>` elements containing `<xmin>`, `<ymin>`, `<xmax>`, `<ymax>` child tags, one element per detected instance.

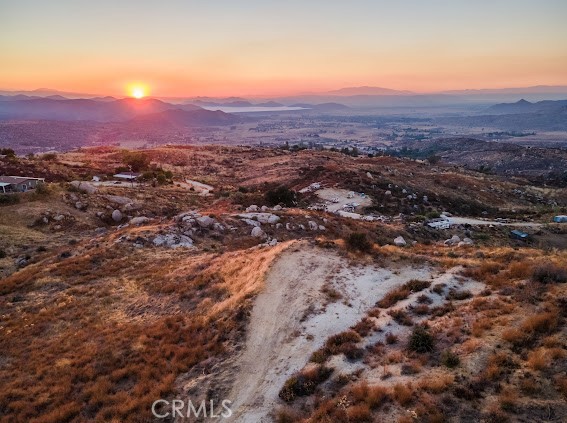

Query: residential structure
<box><xmin>0</xmin><ymin>176</ymin><xmax>45</xmax><ymax>193</ymax></box>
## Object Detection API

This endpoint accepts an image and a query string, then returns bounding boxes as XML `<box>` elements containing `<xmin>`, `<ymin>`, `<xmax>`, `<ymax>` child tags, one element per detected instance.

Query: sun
<box><xmin>132</xmin><ymin>88</ymin><xmax>145</xmax><ymax>99</ymax></box>
<box><xmin>127</xmin><ymin>84</ymin><xmax>149</xmax><ymax>99</ymax></box>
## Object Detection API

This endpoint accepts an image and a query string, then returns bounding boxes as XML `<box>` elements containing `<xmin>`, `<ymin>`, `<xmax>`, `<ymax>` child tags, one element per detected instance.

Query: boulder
<box><xmin>308</xmin><ymin>221</ymin><xmax>318</xmax><ymax>231</ymax></box>
<box><xmin>384</xmin><ymin>190</ymin><xmax>392</xmax><ymax>196</ymax></box>
<box><xmin>267</xmin><ymin>214</ymin><xmax>280</xmax><ymax>224</ymax></box>
<box><xmin>394</xmin><ymin>236</ymin><xmax>407</xmax><ymax>247</ymax></box>
<box><xmin>75</xmin><ymin>201</ymin><xmax>86</xmax><ymax>210</ymax></box>
<box><xmin>273</xmin><ymin>205</ymin><xmax>283</xmax><ymax>211</ymax></box>
<box><xmin>105</xmin><ymin>195</ymin><xmax>133</xmax><ymax>205</ymax></box>
<box><xmin>130</xmin><ymin>216</ymin><xmax>150</xmax><ymax>226</ymax></box>
<box><xmin>123</xmin><ymin>202</ymin><xmax>142</xmax><ymax>212</ymax></box>
<box><xmin>268</xmin><ymin>238</ymin><xmax>278</xmax><ymax>246</ymax></box>
<box><xmin>243</xmin><ymin>219</ymin><xmax>261</xmax><ymax>227</ymax></box>
<box><xmin>245</xmin><ymin>205</ymin><xmax>259</xmax><ymax>212</ymax></box>
<box><xmin>444</xmin><ymin>235</ymin><xmax>461</xmax><ymax>246</ymax></box>
<box><xmin>251</xmin><ymin>226</ymin><xmax>265</xmax><ymax>238</ymax></box>
<box><xmin>111</xmin><ymin>209</ymin><xmax>122</xmax><ymax>222</ymax></box>
<box><xmin>212</xmin><ymin>222</ymin><xmax>225</xmax><ymax>232</ymax></box>
<box><xmin>261</xmin><ymin>205</ymin><xmax>269</xmax><ymax>212</ymax></box>
<box><xmin>196</xmin><ymin>216</ymin><xmax>214</xmax><ymax>228</ymax></box>
<box><xmin>239</xmin><ymin>213</ymin><xmax>279</xmax><ymax>224</ymax></box>
<box><xmin>318</xmin><ymin>225</ymin><xmax>326</xmax><ymax>231</ymax></box>
<box><xmin>153</xmin><ymin>233</ymin><xmax>193</xmax><ymax>248</ymax></box>
<box><xmin>70</xmin><ymin>181</ymin><xmax>97</xmax><ymax>194</ymax></box>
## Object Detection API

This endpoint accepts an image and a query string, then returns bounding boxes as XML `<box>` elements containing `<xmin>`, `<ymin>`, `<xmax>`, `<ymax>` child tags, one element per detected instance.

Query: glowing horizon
<box><xmin>1</xmin><ymin>0</ymin><xmax>566</xmax><ymax>98</ymax></box>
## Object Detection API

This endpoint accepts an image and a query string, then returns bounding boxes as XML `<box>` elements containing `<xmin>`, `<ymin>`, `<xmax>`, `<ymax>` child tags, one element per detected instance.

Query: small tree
<box><xmin>122</xmin><ymin>151</ymin><xmax>150</xmax><ymax>172</ymax></box>
<box><xmin>346</xmin><ymin>233</ymin><xmax>372</xmax><ymax>252</ymax></box>
<box><xmin>1</xmin><ymin>148</ymin><xmax>16</xmax><ymax>158</ymax></box>
<box><xmin>408</xmin><ymin>325</ymin><xmax>434</xmax><ymax>353</ymax></box>
<box><xmin>265</xmin><ymin>186</ymin><xmax>296</xmax><ymax>207</ymax></box>
<box><xmin>427</xmin><ymin>154</ymin><xmax>441</xmax><ymax>165</ymax></box>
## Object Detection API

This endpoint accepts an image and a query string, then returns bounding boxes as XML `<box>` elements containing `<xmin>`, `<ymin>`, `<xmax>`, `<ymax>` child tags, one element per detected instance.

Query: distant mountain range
<box><xmin>0</xmin><ymin>96</ymin><xmax>237</xmax><ymax>123</ymax></box>
<box><xmin>485</xmin><ymin>99</ymin><xmax>567</xmax><ymax>114</ymax></box>
<box><xmin>437</xmin><ymin>99</ymin><xmax>567</xmax><ymax>131</ymax></box>
<box><xmin>323</xmin><ymin>86</ymin><xmax>414</xmax><ymax>96</ymax></box>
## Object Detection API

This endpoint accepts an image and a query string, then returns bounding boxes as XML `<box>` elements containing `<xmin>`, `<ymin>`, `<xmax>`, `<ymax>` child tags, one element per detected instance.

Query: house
<box><xmin>510</xmin><ymin>229</ymin><xmax>529</xmax><ymax>240</ymax></box>
<box><xmin>0</xmin><ymin>176</ymin><xmax>45</xmax><ymax>193</ymax></box>
<box><xmin>553</xmin><ymin>215</ymin><xmax>567</xmax><ymax>223</ymax></box>
<box><xmin>113</xmin><ymin>172</ymin><xmax>141</xmax><ymax>181</ymax></box>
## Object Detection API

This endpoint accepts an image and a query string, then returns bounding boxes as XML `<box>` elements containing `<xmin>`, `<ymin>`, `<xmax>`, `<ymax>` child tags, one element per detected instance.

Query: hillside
<box><xmin>1</xmin><ymin>146</ymin><xmax>566</xmax><ymax>423</ymax></box>
<box><xmin>395</xmin><ymin>138</ymin><xmax>567</xmax><ymax>185</ymax></box>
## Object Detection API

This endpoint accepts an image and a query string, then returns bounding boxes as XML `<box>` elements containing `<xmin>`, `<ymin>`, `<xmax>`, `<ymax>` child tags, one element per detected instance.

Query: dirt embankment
<box><xmin>225</xmin><ymin>242</ymin><xmax>432</xmax><ymax>422</ymax></box>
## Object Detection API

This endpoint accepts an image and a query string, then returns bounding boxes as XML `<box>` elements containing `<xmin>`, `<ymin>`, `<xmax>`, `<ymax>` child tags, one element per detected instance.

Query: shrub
<box><xmin>447</xmin><ymin>289</ymin><xmax>473</xmax><ymax>301</ymax></box>
<box><xmin>42</xmin><ymin>152</ymin><xmax>58</xmax><ymax>161</ymax></box>
<box><xmin>377</xmin><ymin>280</ymin><xmax>430</xmax><ymax>308</ymax></box>
<box><xmin>350</xmin><ymin>383</ymin><xmax>390</xmax><ymax>409</ymax></box>
<box><xmin>417</xmin><ymin>294</ymin><xmax>433</xmax><ymax>304</ymax></box>
<box><xmin>532</xmin><ymin>263</ymin><xmax>567</xmax><ymax>284</ymax></box>
<box><xmin>0</xmin><ymin>194</ymin><xmax>19</xmax><ymax>206</ymax></box>
<box><xmin>121</xmin><ymin>151</ymin><xmax>150</xmax><ymax>171</ymax></box>
<box><xmin>411</xmin><ymin>304</ymin><xmax>430</xmax><ymax>316</ymax></box>
<box><xmin>346</xmin><ymin>404</ymin><xmax>372</xmax><ymax>421</ymax></box>
<box><xmin>264</xmin><ymin>186</ymin><xmax>296</xmax><ymax>207</ymax></box>
<box><xmin>346</xmin><ymin>232</ymin><xmax>372</xmax><ymax>253</ymax></box>
<box><xmin>351</xmin><ymin>317</ymin><xmax>375</xmax><ymax>337</ymax></box>
<box><xmin>325</xmin><ymin>330</ymin><xmax>362</xmax><ymax>355</ymax></box>
<box><xmin>0</xmin><ymin>249</ymin><xmax>6</xmax><ymax>259</ymax></box>
<box><xmin>431</xmin><ymin>284</ymin><xmax>445</xmax><ymax>295</ymax></box>
<box><xmin>441</xmin><ymin>350</ymin><xmax>460</xmax><ymax>368</ymax></box>
<box><xmin>279</xmin><ymin>365</ymin><xmax>333</xmax><ymax>402</ymax></box>
<box><xmin>405</xmin><ymin>279</ymin><xmax>431</xmax><ymax>292</ymax></box>
<box><xmin>393</xmin><ymin>383</ymin><xmax>413</xmax><ymax>406</ymax></box>
<box><xmin>377</xmin><ymin>287</ymin><xmax>410</xmax><ymax>308</ymax></box>
<box><xmin>388</xmin><ymin>309</ymin><xmax>413</xmax><ymax>326</ymax></box>
<box><xmin>408</xmin><ymin>325</ymin><xmax>434</xmax><ymax>353</ymax></box>
<box><xmin>310</xmin><ymin>349</ymin><xmax>327</xmax><ymax>364</ymax></box>
<box><xmin>385</xmin><ymin>332</ymin><xmax>398</xmax><ymax>345</ymax></box>
<box><xmin>275</xmin><ymin>407</ymin><xmax>302</xmax><ymax>423</ymax></box>
<box><xmin>527</xmin><ymin>348</ymin><xmax>549</xmax><ymax>370</ymax></box>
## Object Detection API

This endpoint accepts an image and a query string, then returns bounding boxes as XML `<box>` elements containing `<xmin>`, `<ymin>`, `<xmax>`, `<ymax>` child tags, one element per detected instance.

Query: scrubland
<box><xmin>0</xmin><ymin>145</ymin><xmax>566</xmax><ymax>422</ymax></box>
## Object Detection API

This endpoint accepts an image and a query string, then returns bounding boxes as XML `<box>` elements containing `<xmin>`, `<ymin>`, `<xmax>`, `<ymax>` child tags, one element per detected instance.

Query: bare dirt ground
<box><xmin>225</xmin><ymin>242</ymin><xmax>432</xmax><ymax>422</ymax></box>
<box><xmin>315</xmin><ymin>187</ymin><xmax>372</xmax><ymax>212</ymax></box>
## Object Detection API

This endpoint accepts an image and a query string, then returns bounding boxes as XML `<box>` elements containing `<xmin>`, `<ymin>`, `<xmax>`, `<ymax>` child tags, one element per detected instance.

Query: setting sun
<box><xmin>127</xmin><ymin>84</ymin><xmax>148</xmax><ymax>99</ymax></box>
<box><xmin>132</xmin><ymin>88</ymin><xmax>144</xmax><ymax>99</ymax></box>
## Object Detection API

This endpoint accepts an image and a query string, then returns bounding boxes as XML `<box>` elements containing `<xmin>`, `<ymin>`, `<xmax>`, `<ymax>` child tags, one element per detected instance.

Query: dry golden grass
<box><xmin>392</xmin><ymin>383</ymin><xmax>413</xmax><ymax>406</ymax></box>
<box><xmin>418</xmin><ymin>373</ymin><xmax>454</xmax><ymax>394</ymax></box>
<box><xmin>471</xmin><ymin>317</ymin><xmax>493</xmax><ymax>337</ymax></box>
<box><xmin>0</xmin><ymin>239</ymin><xmax>292</xmax><ymax>423</ymax></box>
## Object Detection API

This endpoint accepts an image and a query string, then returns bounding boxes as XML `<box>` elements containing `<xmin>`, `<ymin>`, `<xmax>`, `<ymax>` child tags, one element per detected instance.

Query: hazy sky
<box><xmin>1</xmin><ymin>0</ymin><xmax>566</xmax><ymax>96</ymax></box>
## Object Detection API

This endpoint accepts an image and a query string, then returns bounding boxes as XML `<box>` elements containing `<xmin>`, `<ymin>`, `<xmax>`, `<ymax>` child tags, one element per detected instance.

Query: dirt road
<box><xmin>225</xmin><ymin>242</ymin><xmax>431</xmax><ymax>422</ymax></box>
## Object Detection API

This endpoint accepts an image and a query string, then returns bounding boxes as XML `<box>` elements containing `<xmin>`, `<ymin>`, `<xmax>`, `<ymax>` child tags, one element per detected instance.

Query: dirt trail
<box><xmin>226</xmin><ymin>242</ymin><xmax>431</xmax><ymax>422</ymax></box>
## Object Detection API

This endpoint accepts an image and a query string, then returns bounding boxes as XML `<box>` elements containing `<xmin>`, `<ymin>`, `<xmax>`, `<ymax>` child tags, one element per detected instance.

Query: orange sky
<box><xmin>1</xmin><ymin>1</ymin><xmax>566</xmax><ymax>97</ymax></box>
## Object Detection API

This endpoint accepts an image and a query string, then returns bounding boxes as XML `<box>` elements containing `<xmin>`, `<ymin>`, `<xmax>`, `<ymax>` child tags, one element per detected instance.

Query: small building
<box><xmin>553</xmin><ymin>215</ymin><xmax>567</xmax><ymax>223</ymax></box>
<box><xmin>0</xmin><ymin>176</ymin><xmax>45</xmax><ymax>193</ymax></box>
<box><xmin>113</xmin><ymin>172</ymin><xmax>141</xmax><ymax>181</ymax></box>
<box><xmin>510</xmin><ymin>229</ymin><xmax>529</xmax><ymax>240</ymax></box>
